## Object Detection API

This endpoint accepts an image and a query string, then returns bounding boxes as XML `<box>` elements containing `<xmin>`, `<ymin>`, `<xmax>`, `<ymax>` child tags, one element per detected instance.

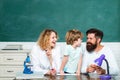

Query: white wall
<box><xmin>0</xmin><ymin>42</ymin><xmax>120</xmax><ymax>69</ymax></box>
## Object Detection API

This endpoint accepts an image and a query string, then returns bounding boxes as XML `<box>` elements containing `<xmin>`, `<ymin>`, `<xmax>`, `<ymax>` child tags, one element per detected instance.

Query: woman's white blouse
<box><xmin>30</xmin><ymin>43</ymin><xmax>62</xmax><ymax>74</ymax></box>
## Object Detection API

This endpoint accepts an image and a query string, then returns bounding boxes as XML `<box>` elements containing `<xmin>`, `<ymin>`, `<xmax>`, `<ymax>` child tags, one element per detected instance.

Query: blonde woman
<box><xmin>31</xmin><ymin>29</ymin><xmax>62</xmax><ymax>76</ymax></box>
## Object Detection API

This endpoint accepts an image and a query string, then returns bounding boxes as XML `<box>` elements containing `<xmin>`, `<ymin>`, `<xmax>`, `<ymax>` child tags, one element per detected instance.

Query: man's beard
<box><xmin>86</xmin><ymin>42</ymin><xmax>97</xmax><ymax>52</ymax></box>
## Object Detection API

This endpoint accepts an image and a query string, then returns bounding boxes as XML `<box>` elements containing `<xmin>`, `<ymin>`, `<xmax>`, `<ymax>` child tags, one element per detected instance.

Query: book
<box><xmin>2</xmin><ymin>44</ymin><xmax>23</xmax><ymax>50</ymax></box>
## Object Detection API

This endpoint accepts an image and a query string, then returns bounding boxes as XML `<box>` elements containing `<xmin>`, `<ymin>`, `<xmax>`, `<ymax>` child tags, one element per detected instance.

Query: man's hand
<box><xmin>95</xmin><ymin>66</ymin><xmax>106</xmax><ymax>74</ymax></box>
<box><xmin>87</xmin><ymin>64</ymin><xmax>106</xmax><ymax>75</ymax></box>
<box><xmin>86</xmin><ymin>64</ymin><xmax>96</xmax><ymax>73</ymax></box>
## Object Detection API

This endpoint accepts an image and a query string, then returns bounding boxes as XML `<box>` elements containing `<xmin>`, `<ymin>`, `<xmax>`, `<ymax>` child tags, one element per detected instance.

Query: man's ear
<box><xmin>97</xmin><ymin>38</ymin><xmax>101</xmax><ymax>43</ymax></box>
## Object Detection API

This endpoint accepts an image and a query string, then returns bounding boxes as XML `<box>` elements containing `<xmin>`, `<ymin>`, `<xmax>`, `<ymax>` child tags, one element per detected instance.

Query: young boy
<box><xmin>60</xmin><ymin>29</ymin><xmax>83</xmax><ymax>75</ymax></box>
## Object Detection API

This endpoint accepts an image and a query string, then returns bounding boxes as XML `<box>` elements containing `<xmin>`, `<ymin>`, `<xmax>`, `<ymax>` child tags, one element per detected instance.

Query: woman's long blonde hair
<box><xmin>37</xmin><ymin>29</ymin><xmax>58</xmax><ymax>50</ymax></box>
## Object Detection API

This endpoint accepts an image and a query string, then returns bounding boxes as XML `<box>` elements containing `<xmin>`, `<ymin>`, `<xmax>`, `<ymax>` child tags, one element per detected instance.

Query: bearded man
<box><xmin>81</xmin><ymin>28</ymin><xmax>119</xmax><ymax>75</ymax></box>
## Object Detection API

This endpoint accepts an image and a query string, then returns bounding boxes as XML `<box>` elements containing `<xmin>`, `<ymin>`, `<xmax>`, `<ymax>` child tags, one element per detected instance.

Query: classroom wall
<box><xmin>0</xmin><ymin>42</ymin><xmax>120</xmax><ymax>69</ymax></box>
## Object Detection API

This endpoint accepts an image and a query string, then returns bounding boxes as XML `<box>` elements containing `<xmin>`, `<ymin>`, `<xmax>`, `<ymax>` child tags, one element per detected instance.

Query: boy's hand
<box><xmin>60</xmin><ymin>70</ymin><xmax>65</xmax><ymax>75</ymax></box>
<box><xmin>76</xmin><ymin>71</ymin><xmax>80</xmax><ymax>75</ymax></box>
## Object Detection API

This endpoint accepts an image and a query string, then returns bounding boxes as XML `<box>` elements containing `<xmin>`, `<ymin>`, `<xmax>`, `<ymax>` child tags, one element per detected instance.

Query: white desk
<box><xmin>15</xmin><ymin>72</ymin><xmax>120</xmax><ymax>80</ymax></box>
<box><xmin>15</xmin><ymin>72</ymin><xmax>44</xmax><ymax>79</ymax></box>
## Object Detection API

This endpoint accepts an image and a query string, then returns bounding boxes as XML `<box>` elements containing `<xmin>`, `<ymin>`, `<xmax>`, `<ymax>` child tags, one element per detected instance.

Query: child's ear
<box><xmin>74</xmin><ymin>40</ymin><xmax>77</xmax><ymax>43</ymax></box>
<box><xmin>74</xmin><ymin>40</ymin><xmax>78</xmax><ymax>44</ymax></box>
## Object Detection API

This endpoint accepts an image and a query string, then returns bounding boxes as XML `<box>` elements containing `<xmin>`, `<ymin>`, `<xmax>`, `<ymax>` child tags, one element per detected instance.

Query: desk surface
<box><xmin>15</xmin><ymin>72</ymin><xmax>120</xmax><ymax>80</ymax></box>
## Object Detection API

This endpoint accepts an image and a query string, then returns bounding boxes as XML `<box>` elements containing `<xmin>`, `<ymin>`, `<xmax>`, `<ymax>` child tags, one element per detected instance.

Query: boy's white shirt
<box><xmin>63</xmin><ymin>44</ymin><xmax>84</xmax><ymax>73</ymax></box>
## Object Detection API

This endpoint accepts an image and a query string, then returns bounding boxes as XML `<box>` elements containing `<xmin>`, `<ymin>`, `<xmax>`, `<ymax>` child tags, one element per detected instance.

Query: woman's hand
<box><xmin>50</xmin><ymin>68</ymin><xmax>56</xmax><ymax>76</ymax></box>
<box><xmin>45</xmin><ymin>69</ymin><xmax>56</xmax><ymax>76</ymax></box>
<box><xmin>45</xmin><ymin>49</ymin><xmax>53</xmax><ymax>67</ymax></box>
<box><xmin>45</xmin><ymin>49</ymin><xmax>52</xmax><ymax>56</ymax></box>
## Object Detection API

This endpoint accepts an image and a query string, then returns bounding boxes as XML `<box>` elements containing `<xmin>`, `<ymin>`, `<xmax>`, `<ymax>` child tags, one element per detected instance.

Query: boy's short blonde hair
<box><xmin>65</xmin><ymin>29</ymin><xmax>83</xmax><ymax>45</ymax></box>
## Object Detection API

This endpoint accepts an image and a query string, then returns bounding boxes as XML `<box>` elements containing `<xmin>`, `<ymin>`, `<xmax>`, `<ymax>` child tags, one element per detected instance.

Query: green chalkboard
<box><xmin>0</xmin><ymin>0</ymin><xmax>120</xmax><ymax>42</ymax></box>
